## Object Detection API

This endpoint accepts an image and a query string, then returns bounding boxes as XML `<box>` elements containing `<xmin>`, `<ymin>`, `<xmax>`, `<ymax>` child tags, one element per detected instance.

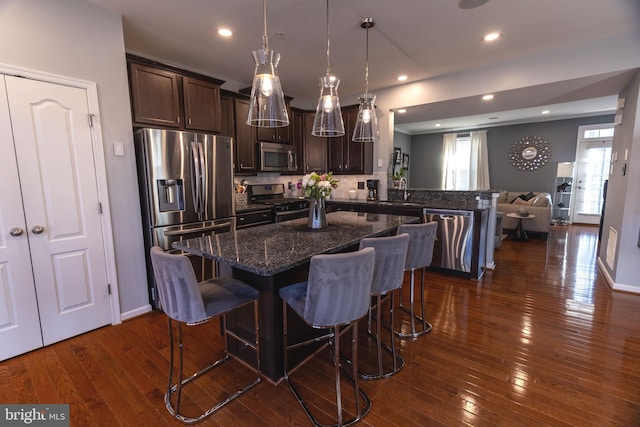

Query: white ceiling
<box><xmin>85</xmin><ymin>0</ymin><xmax>640</xmax><ymax>133</ymax></box>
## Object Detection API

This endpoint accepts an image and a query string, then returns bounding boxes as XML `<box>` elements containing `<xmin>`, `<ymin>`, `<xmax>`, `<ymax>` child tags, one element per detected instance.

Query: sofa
<box><xmin>497</xmin><ymin>191</ymin><xmax>553</xmax><ymax>237</ymax></box>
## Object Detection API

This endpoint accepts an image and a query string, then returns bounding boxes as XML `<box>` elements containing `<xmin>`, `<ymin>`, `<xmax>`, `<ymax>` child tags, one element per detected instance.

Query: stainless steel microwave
<box><xmin>258</xmin><ymin>141</ymin><xmax>297</xmax><ymax>172</ymax></box>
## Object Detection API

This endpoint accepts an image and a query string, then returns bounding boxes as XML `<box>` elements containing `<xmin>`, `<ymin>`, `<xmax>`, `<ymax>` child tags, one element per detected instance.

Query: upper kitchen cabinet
<box><xmin>328</xmin><ymin>105</ymin><xmax>373</xmax><ymax>174</ymax></box>
<box><xmin>233</xmin><ymin>97</ymin><xmax>257</xmax><ymax>174</ymax></box>
<box><xmin>256</xmin><ymin>104</ymin><xmax>292</xmax><ymax>144</ymax></box>
<box><xmin>219</xmin><ymin>92</ymin><xmax>235</xmax><ymax>139</ymax></box>
<box><xmin>302</xmin><ymin>112</ymin><xmax>327</xmax><ymax>173</ymax></box>
<box><xmin>127</xmin><ymin>55</ymin><xmax>223</xmax><ymax>133</ymax></box>
<box><xmin>129</xmin><ymin>63</ymin><xmax>181</xmax><ymax>128</ymax></box>
<box><xmin>291</xmin><ymin>108</ymin><xmax>305</xmax><ymax>174</ymax></box>
<box><xmin>238</xmin><ymin>88</ymin><xmax>293</xmax><ymax>144</ymax></box>
<box><xmin>182</xmin><ymin>77</ymin><xmax>221</xmax><ymax>132</ymax></box>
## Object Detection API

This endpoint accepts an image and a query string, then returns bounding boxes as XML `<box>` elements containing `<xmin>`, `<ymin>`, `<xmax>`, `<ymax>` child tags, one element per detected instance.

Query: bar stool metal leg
<box><xmin>360</xmin><ymin>292</ymin><xmax>405</xmax><ymax>380</ymax></box>
<box><xmin>283</xmin><ymin>302</ymin><xmax>372</xmax><ymax>427</ymax></box>
<box><xmin>396</xmin><ymin>267</ymin><xmax>432</xmax><ymax>339</ymax></box>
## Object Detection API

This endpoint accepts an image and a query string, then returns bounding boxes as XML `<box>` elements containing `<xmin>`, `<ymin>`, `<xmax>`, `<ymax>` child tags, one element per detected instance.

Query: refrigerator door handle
<box><xmin>190</xmin><ymin>140</ymin><xmax>201</xmax><ymax>215</ymax></box>
<box><xmin>197</xmin><ymin>141</ymin><xmax>207</xmax><ymax>216</ymax></box>
<box><xmin>163</xmin><ymin>220</ymin><xmax>234</xmax><ymax>236</ymax></box>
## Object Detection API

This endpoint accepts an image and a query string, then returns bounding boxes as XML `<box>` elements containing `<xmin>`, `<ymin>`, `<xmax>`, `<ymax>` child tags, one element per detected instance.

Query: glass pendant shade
<box><xmin>352</xmin><ymin>93</ymin><xmax>379</xmax><ymax>142</ymax></box>
<box><xmin>247</xmin><ymin>48</ymin><xmax>289</xmax><ymax>127</ymax></box>
<box><xmin>312</xmin><ymin>75</ymin><xmax>345</xmax><ymax>137</ymax></box>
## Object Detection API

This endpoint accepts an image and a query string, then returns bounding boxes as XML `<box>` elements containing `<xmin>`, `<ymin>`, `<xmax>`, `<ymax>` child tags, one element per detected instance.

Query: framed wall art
<box><xmin>393</xmin><ymin>147</ymin><xmax>402</xmax><ymax>165</ymax></box>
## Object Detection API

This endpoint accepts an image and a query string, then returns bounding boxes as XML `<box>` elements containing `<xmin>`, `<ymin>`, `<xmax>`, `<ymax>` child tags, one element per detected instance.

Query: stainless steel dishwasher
<box><xmin>423</xmin><ymin>208</ymin><xmax>474</xmax><ymax>273</ymax></box>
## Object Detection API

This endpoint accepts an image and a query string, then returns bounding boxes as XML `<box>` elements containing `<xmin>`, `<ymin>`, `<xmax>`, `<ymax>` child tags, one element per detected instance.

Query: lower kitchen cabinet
<box><xmin>236</xmin><ymin>209</ymin><xmax>274</xmax><ymax>229</ymax></box>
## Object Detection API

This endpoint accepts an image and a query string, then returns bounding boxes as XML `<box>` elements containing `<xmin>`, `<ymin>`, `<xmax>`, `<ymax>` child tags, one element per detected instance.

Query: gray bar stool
<box><xmin>395</xmin><ymin>222</ymin><xmax>438</xmax><ymax>339</ymax></box>
<box><xmin>358</xmin><ymin>233</ymin><xmax>410</xmax><ymax>379</ymax></box>
<box><xmin>280</xmin><ymin>247</ymin><xmax>375</xmax><ymax>427</ymax></box>
<box><xmin>149</xmin><ymin>246</ymin><xmax>261</xmax><ymax>424</ymax></box>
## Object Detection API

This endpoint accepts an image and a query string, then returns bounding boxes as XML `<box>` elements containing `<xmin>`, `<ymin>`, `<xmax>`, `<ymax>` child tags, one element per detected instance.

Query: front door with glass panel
<box><xmin>571</xmin><ymin>125</ymin><xmax>613</xmax><ymax>225</ymax></box>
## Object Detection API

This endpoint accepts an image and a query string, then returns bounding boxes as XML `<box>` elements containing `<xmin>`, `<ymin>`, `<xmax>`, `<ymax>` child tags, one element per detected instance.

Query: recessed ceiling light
<box><xmin>397</xmin><ymin>75</ymin><xmax>408</xmax><ymax>82</ymax></box>
<box><xmin>458</xmin><ymin>0</ymin><xmax>490</xmax><ymax>10</ymax></box>
<box><xmin>435</xmin><ymin>123</ymin><xmax>441</xmax><ymax>127</ymax></box>
<box><xmin>541</xmin><ymin>110</ymin><xmax>550</xmax><ymax>115</ymax></box>
<box><xmin>488</xmin><ymin>116</ymin><xmax>499</xmax><ymax>120</ymax></box>
<box><xmin>483</xmin><ymin>32</ymin><xmax>501</xmax><ymax>42</ymax></box>
<box><xmin>482</xmin><ymin>94</ymin><xmax>494</xmax><ymax>101</ymax></box>
<box><xmin>217</xmin><ymin>28</ymin><xmax>233</xmax><ymax>38</ymax></box>
<box><xmin>397</xmin><ymin>109</ymin><xmax>407</xmax><ymax>114</ymax></box>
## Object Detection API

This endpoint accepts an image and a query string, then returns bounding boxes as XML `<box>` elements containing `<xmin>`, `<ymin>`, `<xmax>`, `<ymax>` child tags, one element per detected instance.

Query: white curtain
<box><xmin>469</xmin><ymin>130</ymin><xmax>490</xmax><ymax>190</ymax></box>
<box><xmin>441</xmin><ymin>132</ymin><xmax>457</xmax><ymax>190</ymax></box>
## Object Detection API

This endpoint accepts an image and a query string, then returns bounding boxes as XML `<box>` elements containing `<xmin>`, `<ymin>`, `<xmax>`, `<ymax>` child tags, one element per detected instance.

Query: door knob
<box><xmin>9</xmin><ymin>227</ymin><xmax>24</xmax><ymax>237</ymax></box>
<box><xmin>31</xmin><ymin>225</ymin><xmax>45</xmax><ymax>234</ymax></box>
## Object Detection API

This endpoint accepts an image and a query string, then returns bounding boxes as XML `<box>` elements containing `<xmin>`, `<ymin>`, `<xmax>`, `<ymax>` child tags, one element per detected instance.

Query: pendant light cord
<box><xmin>325</xmin><ymin>0</ymin><xmax>331</xmax><ymax>77</ymax></box>
<box><xmin>262</xmin><ymin>0</ymin><xmax>269</xmax><ymax>52</ymax></box>
<box><xmin>364</xmin><ymin>26</ymin><xmax>369</xmax><ymax>94</ymax></box>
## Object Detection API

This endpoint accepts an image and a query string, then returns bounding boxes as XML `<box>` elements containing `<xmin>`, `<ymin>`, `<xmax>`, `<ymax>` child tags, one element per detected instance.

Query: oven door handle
<box><xmin>275</xmin><ymin>208</ymin><xmax>309</xmax><ymax>216</ymax></box>
<box><xmin>163</xmin><ymin>221</ymin><xmax>234</xmax><ymax>236</ymax></box>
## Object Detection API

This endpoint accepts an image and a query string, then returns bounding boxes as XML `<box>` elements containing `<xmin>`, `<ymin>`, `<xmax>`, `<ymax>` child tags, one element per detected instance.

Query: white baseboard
<box><xmin>597</xmin><ymin>257</ymin><xmax>640</xmax><ymax>294</ymax></box>
<box><xmin>120</xmin><ymin>304</ymin><xmax>153</xmax><ymax>321</ymax></box>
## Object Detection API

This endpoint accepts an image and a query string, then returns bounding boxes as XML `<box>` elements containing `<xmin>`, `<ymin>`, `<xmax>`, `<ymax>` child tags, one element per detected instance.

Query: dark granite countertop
<box><xmin>327</xmin><ymin>197</ymin><xmax>488</xmax><ymax>211</ymax></box>
<box><xmin>173</xmin><ymin>211</ymin><xmax>418</xmax><ymax>276</ymax></box>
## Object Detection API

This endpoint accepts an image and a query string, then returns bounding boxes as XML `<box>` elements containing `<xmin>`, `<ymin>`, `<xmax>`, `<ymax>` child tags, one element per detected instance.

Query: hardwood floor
<box><xmin>1</xmin><ymin>224</ymin><xmax>639</xmax><ymax>426</ymax></box>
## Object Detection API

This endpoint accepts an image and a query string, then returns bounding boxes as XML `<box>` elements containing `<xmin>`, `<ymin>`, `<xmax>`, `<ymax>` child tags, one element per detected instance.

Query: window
<box><xmin>583</xmin><ymin>127</ymin><xmax>614</xmax><ymax>139</ymax></box>
<box><xmin>442</xmin><ymin>131</ymin><xmax>490</xmax><ymax>191</ymax></box>
<box><xmin>451</xmin><ymin>135</ymin><xmax>471</xmax><ymax>190</ymax></box>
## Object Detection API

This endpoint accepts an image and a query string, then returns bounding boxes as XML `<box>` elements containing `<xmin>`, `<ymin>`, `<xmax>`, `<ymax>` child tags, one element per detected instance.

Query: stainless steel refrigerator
<box><xmin>135</xmin><ymin>128</ymin><xmax>235</xmax><ymax>308</ymax></box>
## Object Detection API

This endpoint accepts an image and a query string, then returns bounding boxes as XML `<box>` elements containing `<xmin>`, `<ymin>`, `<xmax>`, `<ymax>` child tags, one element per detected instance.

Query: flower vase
<box><xmin>308</xmin><ymin>197</ymin><xmax>327</xmax><ymax>229</ymax></box>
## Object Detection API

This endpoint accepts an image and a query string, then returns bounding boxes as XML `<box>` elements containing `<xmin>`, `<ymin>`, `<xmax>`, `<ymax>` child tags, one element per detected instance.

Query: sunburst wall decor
<box><xmin>508</xmin><ymin>136</ymin><xmax>551</xmax><ymax>171</ymax></box>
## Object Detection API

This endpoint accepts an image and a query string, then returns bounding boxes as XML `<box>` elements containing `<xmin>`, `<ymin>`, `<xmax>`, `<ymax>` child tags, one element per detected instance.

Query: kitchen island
<box><xmin>173</xmin><ymin>211</ymin><xmax>418</xmax><ymax>381</ymax></box>
<box><xmin>327</xmin><ymin>188</ymin><xmax>499</xmax><ymax>280</ymax></box>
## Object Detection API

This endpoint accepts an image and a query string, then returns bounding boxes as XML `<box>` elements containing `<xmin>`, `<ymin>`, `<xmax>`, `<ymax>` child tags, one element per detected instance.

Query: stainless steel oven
<box><xmin>247</xmin><ymin>183</ymin><xmax>309</xmax><ymax>223</ymax></box>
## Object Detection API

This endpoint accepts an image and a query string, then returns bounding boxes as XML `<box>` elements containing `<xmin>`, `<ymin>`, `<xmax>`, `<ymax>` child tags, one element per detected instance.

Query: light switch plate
<box><xmin>114</xmin><ymin>141</ymin><xmax>125</xmax><ymax>157</ymax></box>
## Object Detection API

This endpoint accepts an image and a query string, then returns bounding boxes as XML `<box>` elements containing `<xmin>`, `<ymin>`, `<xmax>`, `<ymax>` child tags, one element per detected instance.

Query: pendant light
<box><xmin>352</xmin><ymin>18</ymin><xmax>380</xmax><ymax>142</ymax></box>
<box><xmin>247</xmin><ymin>0</ymin><xmax>289</xmax><ymax>127</ymax></box>
<box><xmin>312</xmin><ymin>0</ymin><xmax>344</xmax><ymax>137</ymax></box>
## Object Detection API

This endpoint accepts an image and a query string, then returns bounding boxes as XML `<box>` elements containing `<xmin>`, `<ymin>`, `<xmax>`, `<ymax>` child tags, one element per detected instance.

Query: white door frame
<box><xmin>1</xmin><ymin>63</ymin><xmax>121</xmax><ymax>325</ymax></box>
<box><xmin>571</xmin><ymin>124</ymin><xmax>614</xmax><ymax>225</ymax></box>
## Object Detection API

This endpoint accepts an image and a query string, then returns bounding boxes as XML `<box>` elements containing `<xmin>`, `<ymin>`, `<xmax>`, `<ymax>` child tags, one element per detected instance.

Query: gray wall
<box><xmin>0</xmin><ymin>0</ymin><xmax>149</xmax><ymax>316</ymax></box>
<box><xmin>409</xmin><ymin>115</ymin><xmax>615</xmax><ymax>195</ymax></box>
<box><xmin>600</xmin><ymin>70</ymin><xmax>640</xmax><ymax>291</ymax></box>
<box><xmin>408</xmin><ymin>133</ymin><xmax>443</xmax><ymax>189</ymax></box>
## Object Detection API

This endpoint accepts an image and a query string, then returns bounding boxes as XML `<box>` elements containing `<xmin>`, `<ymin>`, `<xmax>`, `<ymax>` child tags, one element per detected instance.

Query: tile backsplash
<box><xmin>236</xmin><ymin>172</ymin><xmax>390</xmax><ymax>200</ymax></box>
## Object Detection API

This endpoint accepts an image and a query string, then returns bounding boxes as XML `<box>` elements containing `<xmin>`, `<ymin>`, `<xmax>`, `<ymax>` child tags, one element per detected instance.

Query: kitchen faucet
<box><xmin>399</xmin><ymin>177</ymin><xmax>410</xmax><ymax>201</ymax></box>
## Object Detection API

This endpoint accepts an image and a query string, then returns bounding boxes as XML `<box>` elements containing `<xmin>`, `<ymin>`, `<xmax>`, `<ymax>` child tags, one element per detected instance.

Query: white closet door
<box><xmin>0</xmin><ymin>77</ymin><xmax>44</xmax><ymax>360</ymax></box>
<box><xmin>5</xmin><ymin>76</ymin><xmax>112</xmax><ymax>346</ymax></box>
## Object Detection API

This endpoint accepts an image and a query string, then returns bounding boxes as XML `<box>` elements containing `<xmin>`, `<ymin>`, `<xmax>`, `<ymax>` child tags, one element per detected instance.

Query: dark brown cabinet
<box><xmin>291</xmin><ymin>109</ymin><xmax>305</xmax><ymax>174</ymax></box>
<box><xmin>328</xmin><ymin>106</ymin><xmax>372</xmax><ymax>174</ymax></box>
<box><xmin>182</xmin><ymin>77</ymin><xmax>221</xmax><ymax>132</ymax></box>
<box><xmin>128</xmin><ymin>57</ymin><xmax>223</xmax><ymax>133</ymax></box>
<box><xmin>234</xmin><ymin>98</ymin><xmax>257</xmax><ymax>174</ymax></box>
<box><xmin>302</xmin><ymin>112</ymin><xmax>327</xmax><ymax>173</ymax></box>
<box><xmin>256</xmin><ymin>105</ymin><xmax>292</xmax><ymax>144</ymax></box>
<box><xmin>219</xmin><ymin>93</ymin><xmax>235</xmax><ymax>139</ymax></box>
<box><xmin>129</xmin><ymin>63</ymin><xmax>181</xmax><ymax>128</ymax></box>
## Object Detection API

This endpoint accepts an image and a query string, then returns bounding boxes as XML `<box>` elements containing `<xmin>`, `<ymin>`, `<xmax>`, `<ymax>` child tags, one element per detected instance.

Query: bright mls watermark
<box><xmin>0</xmin><ymin>405</ymin><xmax>69</xmax><ymax>426</ymax></box>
